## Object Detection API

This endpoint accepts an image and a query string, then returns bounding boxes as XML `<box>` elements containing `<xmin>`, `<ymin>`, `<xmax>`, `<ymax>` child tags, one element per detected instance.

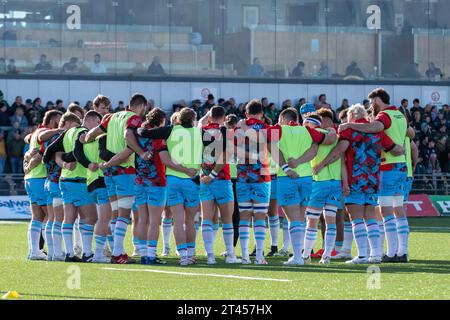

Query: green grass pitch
<box><xmin>1</xmin><ymin>218</ymin><xmax>450</xmax><ymax>300</ymax></box>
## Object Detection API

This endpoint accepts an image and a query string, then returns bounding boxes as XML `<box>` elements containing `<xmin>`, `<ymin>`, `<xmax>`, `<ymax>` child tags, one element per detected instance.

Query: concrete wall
<box><xmin>1</xmin><ymin>79</ymin><xmax>447</xmax><ymax>113</ymax></box>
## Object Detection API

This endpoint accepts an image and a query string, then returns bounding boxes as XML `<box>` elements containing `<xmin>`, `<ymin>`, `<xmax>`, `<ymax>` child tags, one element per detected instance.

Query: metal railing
<box><xmin>1</xmin><ymin>173</ymin><xmax>449</xmax><ymax>196</ymax></box>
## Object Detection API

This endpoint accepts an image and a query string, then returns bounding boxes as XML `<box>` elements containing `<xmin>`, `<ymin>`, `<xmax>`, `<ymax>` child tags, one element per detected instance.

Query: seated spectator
<box><xmin>0</xmin><ymin>129</ymin><xmax>5</xmax><ymax>173</ymax></box>
<box><xmin>318</xmin><ymin>61</ymin><xmax>332</xmax><ymax>78</ymax></box>
<box><xmin>218</xmin><ymin>98</ymin><xmax>225</xmax><ymax>107</ymax></box>
<box><xmin>201</xmin><ymin>94</ymin><xmax>215</xmax><ymax>116</ymax></box>
<box><xmin>402</xmin><ymin>63</ymin><xmax>422</xmax><ymax>79</ymax></box>
<box><xmin>0</xmin><ymin>58</ymin><xmax>6</xmax><ymax>73</ymax></box>
<box><xmin>62</xmin><ymin>57</ymin><xmax>79</xmax><ymax>73</ymax></box>
<box><xmin>264</xmin><ymin>102</ymin><xmax>279</xmax><ymax>125</ymax></box>
<box><xmin>425</xmin><ymin>62</ymin><xmax>443</xmax><ymax>80</ymax></box>
<box><xmin>281</xmin><ymin>99</ymin><xmax>293</xmax><ymax>111</ymax></box>
<box><xmin>292</xmin><ymin>61</ymin><xmax>305</xmax><ymax>78</ymax></box>
<box><xmin>55</xmin><ymin>99</ymin><xmax>66</xmax><ymax>112</ymax></box>
<box><xmin>90</xmin><ymin>54</ymin><xmax>107</xmax><ymax>74</ymax></box>
<box><xmin>248</xmin><ymin>57</ymin><xmax>267</xmax><ymax>77</ymax></box>
<box><xmin>411</xmin><ymin>98</ymin><xmax>423</xmax><ymax>114</ymax></box>
<box><xmin>294</xmin><ymin>98</ymin><xmax>306</xmax><ymax>114</ymax></box>
<box><xmin>336</xmin><ymin>99</ymin><xmax>349</xmax><ymax>115</ymax></box>
<box><xmin>115</xmin><ymin>101</ymin><xmax>125</xmax><ymax>112</ymax></box>
<box><xmin>345</xmin><ymin>61</ymin><xmax>365</xmax><ymax>78</ymax></box>
<box><xmin>7</xmin><ymin>59</ymin><xmax>18</xmax><ymax>74</ymax></box>
<box><xmin>9</xmin><ymin>106</ymin><xmax>28</xmax><ymax>129</ymax></box>
<box><xmin>7</xmin><ymin>128</ymin><xmax>24</xmax><ymax>174</ymax></box>
<box><xmin>147</xmin><ymin>56</ymin><xmax>166</xmax><ymax>76</ymax></box>
<box><xmin>436</xmin><ymin>135</ymin><xmax>449</xmax><ymax>173</ymax></box>
<box><xmin>24</xmin><ymin>99</ymin><xmax>37</xmax><ymax>125</ymax></box>
<box><xmin>35</xmin><ymin>54</ymin><xmax>52</xmax><ymax>72</ymax></box>
<box><xmin>235</xmin><ymin>103</ymin><xmax>246</xmax><ymax>119</ymax></box>
<box><xmin>8</xmin><ymin>96</ymin><xmax>25</xmax><ymax>116</ymax></box>
<box><xmin>0</xmin><ymin>102</ymin><xmax>10</xmax><ymax>126</ymax></box>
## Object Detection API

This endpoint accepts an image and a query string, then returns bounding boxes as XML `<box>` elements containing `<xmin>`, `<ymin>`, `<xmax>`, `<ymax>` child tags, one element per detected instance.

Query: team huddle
<box><xmin>24</xmin><ymin>87</ymin><xmax>416</xmax><ymax>266</ymax></box>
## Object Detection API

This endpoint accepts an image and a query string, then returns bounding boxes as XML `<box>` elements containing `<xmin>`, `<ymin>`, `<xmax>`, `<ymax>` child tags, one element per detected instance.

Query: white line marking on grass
<box><xmin>411</xmin><ymin>226</ymin><xmax>450</xmax><ymax>231</ymax></box>
<box><xmin>0</xmin><ymin>221</ymin><xmax>28</xmax><ymax>225</ymax></box>
<box><xmin>102</xmin><ymin>267</ymin><xmax>292</xmax><ymax>282</ymax></box>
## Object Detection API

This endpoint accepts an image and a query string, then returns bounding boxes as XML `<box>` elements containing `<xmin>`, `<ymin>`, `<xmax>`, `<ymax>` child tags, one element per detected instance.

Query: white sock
<box><xmin>383</xmin><ymin>215</ymin><xmax>398</xmax><ymax>257</ymax></box>
<box><xmin>147</xmin><ymin>240</ymin><xmax>158</xmax><ymax>258</ymax></box>
<box><xmin>323</xmin><ymin>223</ymin><xmax>337</xmax><ymax>258</ymax></box>
<box><xmin>187</xmin><ymin>242</ymin><xmax>196</xmax><ymax>257</ymax></box>
<box><xmin>162</xmin><ymin>218</ymin><xmax>172</xmax><ymax>250</ymax></box>
<box><xmin>352</xmin><ymin>219</ymin><xmax>368</xmax><ymax>258</ymax></box>
<box><xmin>138</xmin><ymin>239</ymin><xmax>147</xmax><ymax>257</ymax></box>
<box><xmin>365</xmin><ymin>219</ymin><xmax>380</xmax><ymax>257</ymax></box>
<box><xmin>62</xmin><ymin>223</ymin><xmax>74</xmax><ymax>256</ymax></box>
<box><xmin>212</xmin><ymin>223</ymin><xmax>219</xmax><ymax>244</ymax></box>
<box><xmin>81</xmin><ymin>224</ymin><xmax>94</xmax><ymax>256</ymax></box>
<box><xmin>282</xmin><ymin>217</ymin><xmax>291</xmax><ymax>251</ymax></box>
<box><xmin>268</xmin><ymin>215</ymin><xmax>280</xmax><ymax>247</ymax></box>
<box><xmin>52</xmin><ymin>221</ymin><xmax>63</xmax><ymax>256</ymax></box>
<box><xmin>254</xmin><ymin>219</ymin><xmax>266</xmax><ymax>260</ymax></box>
<box><xmin>29</xmin><ymin>220</ymin><xmax>43</xmax><ymax>255</ymax></box>
<box><xmin>112</xmin><ymin>217</ymin><xmax>129</xmax><ymax>257</ymax></box>
<box><xmin>303</xmin><ymin>225</ymin><xmax>318</xmax><ymax>258</ymax></box>
<box><xmin>74</xmin><ymin>218</ymin><xmax>83</xmax><ymax>248</ymax></box>
<box><xmin>342</xmin><ymin>221</ymin><xmax>353</xmax><ymax>253</ymax></box>
<box><xmin>396</xmin><ymin>216</ymin><xmax>410</xmax><ymax>256</ymax></box>
<box><xmin>289</xmin><ymin>221</ymin><xmax>305</xmax><ymax>259</ymax></box>
<box><xmin>202</xmin><ymin>219</ymin><xmax>214</xmax><ymax>255</ymax></box>
<box><xmin>222</xmin><ymin>223</ymin><xmax>234</xmax><ymax>256</ymax></box>
<box><xmin>378</xmin><ymin>221</ymin><xmax>385</xmax><ymax>257</ymax></box>
<box><xmin>45</xmin><ymin>221</ymin><xmax>54</xmax><ymax>258</ymax></box>
<box><xmin>94</xmin><ymin>234</ymin><xmax>107</xmax><ymax>258</ymax></box>
<box><xmin>239</xmin><ymin>220</ymin><xmax>250</xmax><ymax>259</ymax></box>
<box><xmin>177</xmin><ymin>244</ymin><xmax>188</xmax><ymax>259</ymax></box>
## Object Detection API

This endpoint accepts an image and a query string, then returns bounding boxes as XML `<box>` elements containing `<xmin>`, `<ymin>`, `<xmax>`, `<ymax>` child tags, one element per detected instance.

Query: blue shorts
<box><xmin>345</xmin><ymin>191</ymin><xmax>378</xmax><ymax>206</ymax></box>
<box><xmin>236</xmin><ymin>182</ymin><xmax>271</xmax><ymax>205</ymax></box>
<box><xmin>134</xmin><ymin>184</ymin><xmax>167</xmax><ymax>207</ymax></box>
<box><xmin>277</xmin><ymin>176</ymin><xmax>312</xmax><ymax>207</ymax></box>
<box><xmin>60</xmin><ymin>181</ymin><xmax>94</xmax><ymax>207</ymax></box>
<box><xmin>379</xmin><ymin>164</ymin><xmax>407</xmax><ymax>197</ymax></box>
<box><xmin>200</xmin><ymin>179</ymin><xmax>234</xmax><ymax>205</ymax></box>
<box><xmin>404</xmin><ymin>177</ymin><xmax>413</xmax><ymax>201</ymax></box>
<box><xmin>308</xmin><ymin>180</ymin><xmax>342</xmax><ymax>208</ymax></box>
<box><xmin>104</xmin><ymin>174</ymin><xmax>136</xmax><ymax>198</ymax></box>
<box><xmin>25</xmin><ymin>178</ymin><xmax>48</xmax><ymax>206</ymax></box>
<box><xmin>89</xmin><ymin>187</ymin><xmax>109</xmax><ymax>206</ymax></box>
<box><xmin>167</xmin><ymin>176</ymin><xmax>200</xmax><ymax>207</ymax></box>
<box><xmin>44</xmin><ymin>180</ymin><xmax>62</xmax><ymax>200</ymax></box>
<box><xmin>270</xmin><ymin>176</ymin><xmax>277</xmax><ymax>200</ymax></box>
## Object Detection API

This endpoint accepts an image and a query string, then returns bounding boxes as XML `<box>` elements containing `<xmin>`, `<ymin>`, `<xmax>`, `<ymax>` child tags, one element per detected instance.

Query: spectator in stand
<box><xmin>411</xmin><ymin>98</ymin><xmax>422</xmax><ymax>114</ymax></box>
<box><xmin>264</xmin><ymin>102</ymin><xmax>279</xmax><ymax>125</ymax></box>
<box><xmin>426</xmin><ymin>139</ymin><xmax>441</xmax><ymax>173</ymax></box>
<box><xmin>436</xmin><ymin>135</ymin><xmax>449</xmax><ymax>173</ymax></box>
<box><xmin>399</xmin><ymin>99</ymin><xmax>411</xmax><ymax>121</ymax></box>
<box><xmin>411</xmin><ymin>110</ymin><xmax>422</xmax><ymax>132</ymax></box>
<box><xmin>90</xmin><ymin>54</ymin><xmax>107</xmax><ymax>74</ymax></box>
<box><xmin>236</xmin><ymin>103</ymin><xmax>246</xmax><ymax>119</ymax></box>
<box><xmin>7</xmin><ymin>59</ymin><xmax>19</xmax><ymax>74</ymax></box>
<box><xmin>83</xmin><ymin>100</ymin><xmax>93</xmax><ymax>112</ymax></box>
<box><xmin>34</xmin><ymin>54</ymin><xmax>52</xmax><ymax>72</ymax></box>
<box><xmin>430</xmin><ymin>105</ymin><xmax>439</xmax><ymax>122</ymax></box>
<box><xmin>425</xmin><ymin>62</ymin><xmax>443</xmax><ymax>80</ymax></box>
<box><xmin>318</xmin><ymin>61</ymin><xmax>332</xmax><ymax>78</ymax></box>
<box><xmin>336</xmin><ymin>99</ymin><xmax>349</xmax><ymax>115</ymax></box>
<box><xmin>421</xmin><ymin>114</ymin><xmax>434</xmax><ymax>138</ymax></box>
<box><xmin>292</xmin><ymin>61</ymin><xmax>305</xmax><ymax>78</ymax></box>
<box><xmin>218</xmin><ymin>98</ymin><xmax>225</xmax><ymax>107</ymax></box>
<box><xmin>281</xmin><ymin>99</ymin><xmax>293</xmax><ymax>111</ymax></box>
<box><xmin>0</xmin><ymin>58</ymin><xmax>6</xmax><ymax>73</ymax></box>
<box><xmin>115</xmin><ymin>101</ymin><xmax>125</xmax><ymax>112</ymax></box>
<box><xmin>55</xmin><ymin>99</ymin><xmax>66</xmax><ymax>112</ymax></box>
<box><xmin>24</xmin><ymin>99</ymin><xmax>38</xmax><ymax>126</ymax></box>
<box><xmin>7</xmin><ymin>128</ymin><xmax>24</xmax><ymax>174</ymax></box>
<box><xmin>201</xmin><ymin>94</ymin><xmax>215</xmax><ymax>116</ymax></box>
<box><xmin>147</xmin><ymin>56</ymin><xmax>166</xmax><ymax>76</ymax></box>
<box><xmin>294</xmin><ymin>98</ymin><xmax>306</xmax><ymax>114</ymax></box>
<box><xmin>9</xmin><ymin>96</ymin><xmax>25</xmax><ymax>116</ymax></box>
<box><xmin>442</xmin><ymin>104</ymin><xmax>450</xmax><ymax>120</ymax></box>
<box><xmin>191</xmin><ymin>99</ymin><xmax>202</xmax><ymax>118</ymax></box>
<box><xmin>345</xmin><ymin>61</ymin><xmax>365</xmax><ymax>78</ymax></box>
<box><xmin>9</xmin><ymin>106</ymin><xmax>28</xmax><ymax>129</ymax></box>
<box><xmin>0</xmin><ymin>102</ymin><xmax>10</xmax><ymax>126</ymax></box>
<box><xmin>362</xmin><ymin>99</ymin><xmax>370</xmax><ymax>110</ymax></box>
<box><xmin>261</xmin><ymin>97</ymin><xmax>269</xmax><ymax>110</ymax></box>
<box><xmin>0</xmin><ymin>91</ymin><xmax>8</xmax><ymax>109</ymax></box>
<box><xmin>248</xmin><ymin>57</ymin><xmax>267</xmax><ymax>77</ymax></box>
<box><xmin>224</xmin><ymin>98</ymin><xmax>238</xmax><ymax>116</ymax></box>
<box><xmin>62</xmin><ymin>57</ymin><xmax>79</xmax><ymax>73</ymax></box>
<box><xmin>0</xmin><ymin>129</ymin><xmax>6</xmax><ymax>173</ymax></box>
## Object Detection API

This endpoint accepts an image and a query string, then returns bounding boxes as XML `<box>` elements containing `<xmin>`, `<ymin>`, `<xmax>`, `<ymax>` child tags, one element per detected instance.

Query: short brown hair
<box><xmin>316</xmin><ymin>108</ymin><xmax>334</xmax><ymax>120</ymax></box>
<box><xmin>245</xmin><ymin>99</ymin><xmax>263</xmax><ymax>115</ymax></box>
<box><xmin>93</xmin><ymin>95</ymin><xmax>111</xmax><ymax>109</ymax></box>
<box><xmin>59</xmin><ymin>112</ymin><xmax>81</xmax><ymax>128</ymax></box>
<box><xmin>144</xmin><ymin>107</ymin><xmax>166</xmax><ymax>128</ymax></box>
<box><xmin>67</xmin><ymin>103</ymin><xmax>84</xmax><ymax>117</ymax></box>
<box><xmin>339</xmin><ymin>109</ymin><xmax>349</xmax><ymax>121</ymax></box>
<box><xmin>368</xmin><ymin>87</ymin><xmax>391</xmax><ymax>105</ymax></box>
<box><xmin>178</xmin><ymin>108</ymin><xmax>197</xmax><ymax>127</ymax></box>
<box><xmin>43</xmin><ymin>110</ymin><xmax>63</xmax><ymax>126</ymax></box>
<box><xmin>279</xmin><ymin>108</ymin><xmax>299</xmax><ymax>123</ymax></box>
